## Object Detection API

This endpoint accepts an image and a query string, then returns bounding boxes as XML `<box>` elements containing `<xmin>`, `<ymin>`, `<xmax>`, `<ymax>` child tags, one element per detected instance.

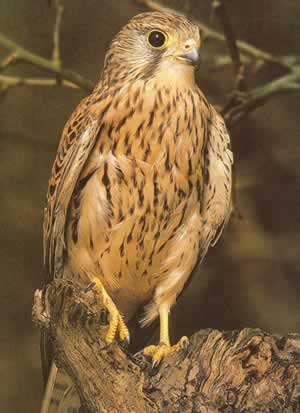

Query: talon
<box><xmin>144</xmin><ymin>336</ymin><xmax>188</xmax><ymax>367</ymax></box>
<box><xmin>120</xmin><ymin>332</ymin><xmax>130</xmax><ymax>350</ymax></box>
<box><xmin>124</xmin><ymin>334</ymin><xmax>130</xmax><ymax>345</ymax></box>
<box><xmin>90</xmin><ymin>278</ymin><xmax>129</xmax><ymax>345</ymax></box>
<box><xmin>179</xmin><ymin>336</ymin><xmax>190</xmax><ymax>350</ymax></box>
<box><xmin>118</xmin><ymin>317</ymin><xmax>130</xmax><ymax>342</ymax></box>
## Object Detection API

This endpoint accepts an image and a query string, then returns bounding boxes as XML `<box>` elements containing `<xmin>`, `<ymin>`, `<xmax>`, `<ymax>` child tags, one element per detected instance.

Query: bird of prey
<box><xmin>41</xmin><ymin>11</ymin><xmax>233</xmax><ymax>413</ymax></box>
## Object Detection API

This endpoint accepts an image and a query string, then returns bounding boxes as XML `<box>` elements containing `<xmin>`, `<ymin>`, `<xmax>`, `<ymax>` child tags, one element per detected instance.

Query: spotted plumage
<box><xmin>41</xmin><ymin>11</ymin><xmax>233</xmax><ymax>413</ymax></box>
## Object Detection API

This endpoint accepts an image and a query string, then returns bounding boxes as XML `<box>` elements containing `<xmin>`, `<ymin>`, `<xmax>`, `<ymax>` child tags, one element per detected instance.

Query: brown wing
<box><xmin>43</xmin><ymin>90</ymin><xmax>111</xmax><ymax>279</ymax></box>
<box><xmin>200</xmin><ymin>106</ymin><xmax>233</xmax><ymax>256</ymax></box>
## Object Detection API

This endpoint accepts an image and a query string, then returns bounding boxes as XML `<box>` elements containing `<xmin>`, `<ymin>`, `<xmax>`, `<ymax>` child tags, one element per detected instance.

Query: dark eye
<box><xmin>147</xmin><ymin>30</ymin><xmax>167</xmax><ymax>49</ymax></box>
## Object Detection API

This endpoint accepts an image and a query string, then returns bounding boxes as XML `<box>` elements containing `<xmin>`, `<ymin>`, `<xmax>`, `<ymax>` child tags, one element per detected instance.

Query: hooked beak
<box><xmin>177</xmin><ymin>47</ymin><xmax>201</xmax><ymax>66</ymax></box>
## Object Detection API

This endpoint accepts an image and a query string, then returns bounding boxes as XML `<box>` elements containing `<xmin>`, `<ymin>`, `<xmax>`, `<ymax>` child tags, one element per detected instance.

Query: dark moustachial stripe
<box><xmin>141</xmin><ymin>50</ymin><xmax>164</xmax><ymax>80</ymax></box>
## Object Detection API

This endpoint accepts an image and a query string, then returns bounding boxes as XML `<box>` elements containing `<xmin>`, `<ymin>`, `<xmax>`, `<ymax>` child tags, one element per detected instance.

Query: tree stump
<box><xmin>33</xmin><ymin>280</ymin><xmax>300</xmax><ymax>413</ymax></box>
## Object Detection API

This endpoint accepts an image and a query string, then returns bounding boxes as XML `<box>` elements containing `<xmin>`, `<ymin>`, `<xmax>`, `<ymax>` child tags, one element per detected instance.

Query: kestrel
<box><xmin>41</xmin><ymin>11</ymin><xmax>233</xmax><ymax>412</ymax></box>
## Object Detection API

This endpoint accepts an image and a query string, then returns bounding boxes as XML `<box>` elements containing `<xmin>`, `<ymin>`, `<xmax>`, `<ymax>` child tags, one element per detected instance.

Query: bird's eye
<box><xmin>147</xmin><ymin>30</ymin><xmax>168</xmax><ymax>49</ymax></box>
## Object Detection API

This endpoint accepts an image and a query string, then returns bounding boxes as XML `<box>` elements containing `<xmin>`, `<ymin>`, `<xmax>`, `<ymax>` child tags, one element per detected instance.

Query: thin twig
<box><xmin>211</xmin><ymin>0</ymin><xmax>241</xmax><ymax>76</ymax></box>
<box><xmin>0</xmin><ymin>52</ymin><xmax>19</xmax><ymax>71</ymax></box>
<box><xmin>0</xmin><ymin>32</ymin><xmax>93</xmax><ymax>92</ymax></box>
<box><xmin>0</xmin><ymin>74</ymin><xmax>79</xmax><ymax>91</ymax></box>
<box><xmin>211</xmin><ymin>0</ymin><xmax>246</xmax><ymax>91</ymax></box>
<box><xmin>0</xmin><ymin>0</ymin><xmax>93</xmax><ymax>92</ymax></box>
<box><xmin>224</xmin><ymin>66</ymin><xmax>300</xmax><ymax>126</ymax></box>
<box><xmin>52</xmin><ymin>0</ymin><xmax>64</xmax><ymax>68</ymax></box>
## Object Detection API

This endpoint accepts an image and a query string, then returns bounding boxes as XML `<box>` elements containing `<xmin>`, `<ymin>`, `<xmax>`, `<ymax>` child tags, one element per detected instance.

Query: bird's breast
<box><xmin>65</xmin><ymin>83</ymin><xmax>209</xmax><ymax>318</ymax></box>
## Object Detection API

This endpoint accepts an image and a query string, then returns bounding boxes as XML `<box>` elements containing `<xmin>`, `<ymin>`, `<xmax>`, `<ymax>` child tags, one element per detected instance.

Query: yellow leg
<box><xmin>144</xmin><ymin>304</ymin><xmax>189</xmax><ymax>367</ymax></box>
<box><xmin>93</xmin><ymin>278</ymin><xmax>129</xmax><ymax>344</ymax></box>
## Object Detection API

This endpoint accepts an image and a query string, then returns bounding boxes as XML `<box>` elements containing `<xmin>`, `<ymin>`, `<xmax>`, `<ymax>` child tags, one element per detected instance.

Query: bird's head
<box><xmin>102</xmin><ymin>12</ymin><xmax>201</xmax><ymax>88</ymax></box>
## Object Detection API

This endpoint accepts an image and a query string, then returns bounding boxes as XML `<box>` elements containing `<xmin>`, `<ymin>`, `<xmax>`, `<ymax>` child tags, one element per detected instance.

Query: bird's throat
<box><xmin>154</xmin><ymin>59</ymin><xmax>196</xmax><ymax>89</ymax></box>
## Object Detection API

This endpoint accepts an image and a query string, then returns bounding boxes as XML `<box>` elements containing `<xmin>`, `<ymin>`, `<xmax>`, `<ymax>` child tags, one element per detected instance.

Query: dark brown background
<box><xmin>0</xmin><ymin>1</ymin><xmax>299</xmax><ymax>412</ymax></box>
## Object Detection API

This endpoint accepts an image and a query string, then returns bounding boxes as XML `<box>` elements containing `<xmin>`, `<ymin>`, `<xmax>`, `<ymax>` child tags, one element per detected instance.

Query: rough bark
<box><xmin>33</xmin><ymin>280</ymin><xmax>300</xmax><ymax>413</ymax></box>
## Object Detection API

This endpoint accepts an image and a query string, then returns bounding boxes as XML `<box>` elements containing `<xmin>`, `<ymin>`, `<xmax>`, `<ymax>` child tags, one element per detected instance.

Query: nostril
<box><xmin>184</xmin><ymin>39</ymin><xmax>197</xmax><ymax>50</ymax></box>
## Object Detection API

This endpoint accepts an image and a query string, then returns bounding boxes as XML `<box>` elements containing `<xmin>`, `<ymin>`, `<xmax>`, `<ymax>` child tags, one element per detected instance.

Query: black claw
<box><xmin>125</xmin><ymin>334</ymin><xmax>130</xmax><ymax>346</ymax></box>
<box><xmin>183</xmin><ymin>340</ymin><xmax>190</xmax><ymax>350</ymax></box>
<box><xmin>148</xmin><ymin>359</ymin><xmax>160</xmax><ymax>376</ymax></box>
<box><xmin>120</xmin><ymin>334</ymin><xmax>130</xmax><ymax>350</ymax></box>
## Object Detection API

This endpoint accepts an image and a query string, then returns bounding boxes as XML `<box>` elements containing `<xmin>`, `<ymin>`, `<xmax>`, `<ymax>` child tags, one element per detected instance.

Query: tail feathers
<box><xmin>40</xmin><ymin>362</ymin><xmax>81</xmax><ymax>413</ymax></box>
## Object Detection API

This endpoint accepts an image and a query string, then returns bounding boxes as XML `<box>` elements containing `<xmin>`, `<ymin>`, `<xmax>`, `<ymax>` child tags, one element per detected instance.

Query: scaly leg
<box><xmin>92</xmin><ymin>278</ymin><xmax>129</xmax><ymax>344</ymax></box>
<box><xmin>144</xmin><ymin>304</ymin><xmax>189</xmax><ymax>367</ymax></box>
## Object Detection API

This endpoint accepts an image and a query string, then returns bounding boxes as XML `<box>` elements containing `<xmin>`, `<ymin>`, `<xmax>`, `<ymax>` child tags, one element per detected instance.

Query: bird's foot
<box><xmin>144</xmin><ymin>336</ymin><xmax>189</xmax><ymax>367</ymax></box>
<box><xmin>92</xmin><ymin>279</ymin><xmax>129</xmax><ymax>344</ymax></box>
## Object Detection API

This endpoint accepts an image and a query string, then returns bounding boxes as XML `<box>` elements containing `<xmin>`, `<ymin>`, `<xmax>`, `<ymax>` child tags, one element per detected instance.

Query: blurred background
<box><xmin>0</xmin><ymin>0</ymin><xmax>299</xmax><ymax>412</ymax></box>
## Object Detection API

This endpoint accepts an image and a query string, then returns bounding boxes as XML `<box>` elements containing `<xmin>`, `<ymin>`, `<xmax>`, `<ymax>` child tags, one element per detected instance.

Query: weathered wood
<box><xmin>33</xmin><ymin>280</ymin><xmax>300</xmax><ymax>413</ymax></box>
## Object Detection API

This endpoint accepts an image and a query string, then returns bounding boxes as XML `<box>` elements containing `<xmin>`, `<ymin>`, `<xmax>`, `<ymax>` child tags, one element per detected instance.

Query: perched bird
<box><xmin>41</xmin><ymin>11</ymin><xmax>233</xmax><ymax>412</ymax></box>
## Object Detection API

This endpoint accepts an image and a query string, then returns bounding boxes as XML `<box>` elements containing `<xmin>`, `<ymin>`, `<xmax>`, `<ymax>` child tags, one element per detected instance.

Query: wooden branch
<box><xmin>33</xmin><ymin>280</ymin><xmax>300</xmax><ymax>413</ymax></box>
